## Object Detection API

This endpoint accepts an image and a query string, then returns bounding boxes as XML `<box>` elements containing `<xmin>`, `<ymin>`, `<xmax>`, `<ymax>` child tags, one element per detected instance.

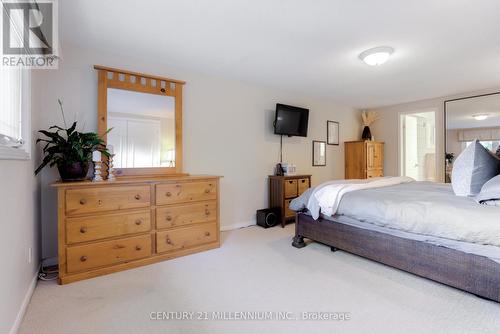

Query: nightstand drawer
<box><xmin>156</xmin><ymin>222</ymin><xmax>218</xmax><ymax>253</ymax></box>
<box><xmin>66</xmin><ymin>235</ymin><xmax>151</xmax><ymax>273</ymax></box>
<box><xmin>367</xmin><ymin>169</ymin><xmax>383</xmax><ymax>178</ymax></box>
<box><xmin>156</xmin><ymin>181</ymin><xmax>217</xmax><ymax>205</ymax></box>
<box><xmin>284</xmin><ymin>199</ymin><xmax>295</xmax><ymax>218</ymax></box>
<box><xmin>284</xmin><ymin>179</ymin><xmax>298</xmax><ymax>198</ymax></box>
<box><xmin>66</xmin><ymin>211</ymin><xmax>151</xmax><ymax>244</ymax></box>
<box><xmin>156</xmin><ymin>201</ymin><xmax>217</xmax><ymax>229</ymax></box>
<box><xmin>298</xmin><ymin>178</ymin><xmax>310</xmax><ymax>195</ymax></box>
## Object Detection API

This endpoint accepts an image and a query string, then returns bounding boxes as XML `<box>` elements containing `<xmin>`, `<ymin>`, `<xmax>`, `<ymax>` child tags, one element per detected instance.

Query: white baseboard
<box><xmin>221</xmin><ymin>220</ymin><xmax>255</xmax><ymax>231</ymax></box>
<box><xmin>9</xmin><ymin>266</ymin><xmax>39</xmax><ymax>334</ymax></box>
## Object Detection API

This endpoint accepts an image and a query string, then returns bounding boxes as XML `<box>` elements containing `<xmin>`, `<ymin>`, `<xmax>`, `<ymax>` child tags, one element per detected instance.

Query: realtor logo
<box><xmin>1</xmin><ymin>0</ymin><xmax>58</xmax><ymax>68</ymax></box>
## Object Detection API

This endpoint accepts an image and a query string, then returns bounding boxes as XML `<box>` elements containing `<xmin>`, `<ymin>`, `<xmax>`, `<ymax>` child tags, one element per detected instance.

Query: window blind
<box><xmin>0</xmin><ymin>68</ymin><xmax>23</xmax><ymax>147</ymax></box>
<box><xmin>457</xmin><ymin>127</ymin><xmax>500</xmax><ymax>142</ymax></box>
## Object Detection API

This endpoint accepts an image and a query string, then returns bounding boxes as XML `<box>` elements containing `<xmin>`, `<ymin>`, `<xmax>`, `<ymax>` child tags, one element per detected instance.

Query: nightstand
<box><xmin>269</xmin><ymin>175</ymin><xmax>311</xmax><ymax>227</ymax></box>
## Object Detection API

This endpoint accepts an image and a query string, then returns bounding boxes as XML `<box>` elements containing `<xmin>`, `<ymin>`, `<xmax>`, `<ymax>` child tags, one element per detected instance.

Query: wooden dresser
<box><xmin>269</xmin><ymin>175</ymin><xmax>311</xmax><ymax>227</ymax></box>
<box><xmin>53</xmin><ymin>175</ymin><xmax>221</xmax><ymax>284</ymax></box>
<box><xmin>345</xmin><ymin>141</ymin><xmax>384</xmax><ymax>179</ymax></box>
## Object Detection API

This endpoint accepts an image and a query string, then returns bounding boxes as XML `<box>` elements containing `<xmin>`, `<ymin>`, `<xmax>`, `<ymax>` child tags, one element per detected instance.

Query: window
<box><xmin>465</xmin><ymin>140</ymin><xmax>500</xmax><ymax>153</ymax></box>
<box><xmin>0</xmin><ymin>68</ymin><xmax>30</xmax><ymax>160</ymax></box>
<box><xmin>0</xmin><ymin>2</ymin><xmax>31</xmax><ymax>160</ymax></box>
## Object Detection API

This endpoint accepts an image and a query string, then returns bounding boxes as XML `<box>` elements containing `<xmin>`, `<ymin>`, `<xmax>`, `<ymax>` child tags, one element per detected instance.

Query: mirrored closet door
<box><xmin>445</xmin><ymin>92</ymin><xmax>500</xmax><ymax>182</ymax></box>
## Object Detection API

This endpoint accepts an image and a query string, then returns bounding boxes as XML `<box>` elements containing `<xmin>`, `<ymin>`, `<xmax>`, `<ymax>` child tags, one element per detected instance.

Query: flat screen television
<box><xmin>273</xmin><ymin>103</ymin><xmax>309</xmax><ymax>137</ymax></box>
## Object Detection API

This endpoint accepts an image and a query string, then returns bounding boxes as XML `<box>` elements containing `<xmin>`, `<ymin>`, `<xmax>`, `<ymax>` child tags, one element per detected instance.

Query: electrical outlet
<box><xmin>27</xmin><ymin>247</ymin><xmax>33</xmax><ymax>264</ymax></box>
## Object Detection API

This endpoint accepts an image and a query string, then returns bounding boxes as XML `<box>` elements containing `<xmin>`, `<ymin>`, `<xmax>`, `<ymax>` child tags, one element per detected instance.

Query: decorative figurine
<box><xmin>92</xmin><ymin>150</ymin><xmax>103</xmax><ymax>182</ymax></box>
<box><xmin>107</xmin><ymin>145</ymin><xmax>116</xmax><ymax>181</ymax></box>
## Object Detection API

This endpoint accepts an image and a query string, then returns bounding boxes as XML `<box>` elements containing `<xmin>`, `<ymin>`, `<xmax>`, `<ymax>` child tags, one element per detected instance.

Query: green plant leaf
<box><xmin>67</xmin><ymin>121</ymin><xmax>77</xmax><ymax>136</ymax></box>
<box><xmin>48</xmin><ymin>125</ymin><xmax>65</xmax><ymax>131</ymax></box>
<box><xmin>35</xmin><ymin>155</ymin><xmax>54</xmax><ymax>175</ymax></box>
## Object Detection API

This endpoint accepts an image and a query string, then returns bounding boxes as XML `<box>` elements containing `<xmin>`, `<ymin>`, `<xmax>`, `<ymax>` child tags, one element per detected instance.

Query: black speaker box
<box><xmin>256</xmin><ymin>208</ymin><xmax>280</xmax><ymax>228</ymax></box>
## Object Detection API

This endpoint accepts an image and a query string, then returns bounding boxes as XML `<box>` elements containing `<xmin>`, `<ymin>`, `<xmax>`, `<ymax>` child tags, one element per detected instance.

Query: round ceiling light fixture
<box><xmin>472</xmin><ymin>113</ymin><xmax>489</xmax><ymax>121</ymax></box>
<box><xmin>359</xmin><ymin>46</ymin><xmax>394</xmax><ymax>66</ymax></box>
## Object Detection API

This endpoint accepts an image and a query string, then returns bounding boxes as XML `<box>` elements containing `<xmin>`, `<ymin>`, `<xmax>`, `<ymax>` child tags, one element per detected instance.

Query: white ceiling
<box><xmin>60</xmin><ymin>0</ymin><xmax>500</xmax><ymax>108</ymax></box>
<box><xmin>446</xmin><ymin>93</ymin><xmax>500</xmax><ymax>129</ymax></box>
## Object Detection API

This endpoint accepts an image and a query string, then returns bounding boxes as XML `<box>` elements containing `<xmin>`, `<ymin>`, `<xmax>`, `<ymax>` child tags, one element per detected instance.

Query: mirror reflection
<box><xmin>445</xmin><ymin>93</ymin><xmax>500</xmax><ymax>182</ymax></box>
<box><xmin>107</xmin><ymin>88</ymin><xmax>176</xmax><ymax>168</ymax></box>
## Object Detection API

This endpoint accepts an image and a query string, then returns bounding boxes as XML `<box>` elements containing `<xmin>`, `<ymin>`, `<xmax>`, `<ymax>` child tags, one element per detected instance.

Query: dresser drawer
<box><xmin>284</xmin><ymin>199</ymin><xmax>295</xmax><ymax>218</ymax></box>
<box><xmin>156</xmin><ymin>181</ymin><xmax>217</xmax><ymax>205</ymax></box>
<box><xmin>157</xmin><ymin>201</ymin><xmax>217</xmax><ymax>230</ymax></box>
<box><xmin>297</xmin><ymin>178</ymin><xmax>309</xmax><ymax>195</ymax></box>
<box><xmin>66</xmin><ymin>185</ymin><xmax>150</xmax><ymax>216</ymax></box>
<box><xmin>66</xmin><ymin>235</ymin><xmax>151</xmax><ymax>273</ymax></box>
<box><xmin>156</xmin><ymin>222</ymin><xmax>218</xmax><ymax>253</ymax></box>
<box><xmin>284</xmin><ymin>179</ymin><xmax>298</xmax><ymax>198</ymax></box>
<box><xmin>66</xmin><ymin>211</ymin><xmax>151</xmax><ymax>244</ymax></box>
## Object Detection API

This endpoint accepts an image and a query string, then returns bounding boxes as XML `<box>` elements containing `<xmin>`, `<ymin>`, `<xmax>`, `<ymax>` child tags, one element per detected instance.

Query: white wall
<box><xmin>0</xmin><ymin>95</ymin><xmax>40</xmax><ymax>333</ymax></box>
<box><xmin>33</xmin><ymin>43</ymin><xmax>359</xmax><ymax>260</ymax></box>
<box><xmin>446</xmin><ymin>129</ymin><xmax>463</xmax><ymax>158</ymax></box>
<box><xmin>369</xmin><ymin>88</ymin><xmax>500</xmax><ymax>182</ymax></box>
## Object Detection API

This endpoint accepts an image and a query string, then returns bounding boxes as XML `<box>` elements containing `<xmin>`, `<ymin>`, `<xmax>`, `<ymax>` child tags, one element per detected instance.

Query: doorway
<box><xmin>400</xmin><ymin>111</ymin><xmax>437</xmax><ymax>181</ymax></box>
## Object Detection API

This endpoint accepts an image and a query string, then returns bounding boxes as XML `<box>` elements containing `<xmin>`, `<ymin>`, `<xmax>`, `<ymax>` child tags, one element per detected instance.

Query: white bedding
<box><xmin>305</xmin><ymin>177</ymin><xmax>500</xmax><ymax>247</ymax></box>
<box><xmin>307</xmin><ymin>176</ymin><xmax>413</xmax><ymax>219</ymax></box>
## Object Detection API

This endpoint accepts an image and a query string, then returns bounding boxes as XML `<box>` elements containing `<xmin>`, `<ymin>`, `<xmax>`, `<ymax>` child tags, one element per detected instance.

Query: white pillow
<box><xmin>451</xmin><ymin>140</ymin><xmax>500</xmax><ymax>197</ymax></box>
<box><xmin>476</xmin><ymin>174</ymin><xmax>500</xmax><ymax>205</ymax></box>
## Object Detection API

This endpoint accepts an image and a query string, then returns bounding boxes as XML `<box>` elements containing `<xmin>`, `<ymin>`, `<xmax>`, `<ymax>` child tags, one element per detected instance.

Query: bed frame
<box><xmin>292</xmin><ymin>213</ymin><xmax>500</xmax><ymax>302</ymax></box>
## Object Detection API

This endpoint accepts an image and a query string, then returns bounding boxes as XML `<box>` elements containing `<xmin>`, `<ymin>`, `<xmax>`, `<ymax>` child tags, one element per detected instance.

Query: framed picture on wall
<box><xmin>327</xmin><ymin>120</ymin><xmax>339</xmax><ymax>145</ymax></box>
<box><xmin>312</xmin><ymin>140</ymin><xmax>326</xmax><ymax>166</ymax></box>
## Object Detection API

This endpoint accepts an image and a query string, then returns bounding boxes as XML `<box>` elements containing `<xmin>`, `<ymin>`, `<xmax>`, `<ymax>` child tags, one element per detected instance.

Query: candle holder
<box><xmin>92</xmin><ymin>159</ymin><xmax>104</xmax><ymax>182</ymax></box>
<box><xmin>107</xmin><ymin>154</ymin><xmax>116</xmax><ymax>181</ymax></box>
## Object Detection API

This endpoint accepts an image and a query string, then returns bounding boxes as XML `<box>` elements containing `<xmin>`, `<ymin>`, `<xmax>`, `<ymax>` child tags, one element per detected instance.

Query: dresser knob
<box><xmin>166</xmin><ymin>238</ymin><xmax>172</xmax><ymax>245</ymax></box>
<box><xmin>205</xmin><ymin>231</ymin><xmax>210</xmax><ymax>237</ymax></box>
<box><xmin>205</xmin><ymin>209</ymin><xmax>210</xmax><ymax>215</ymax></box>
<box><xmin>135</xmin><ymin>246</ymin><xmax>142</xmax><ymax>251</ymax></box>
<box><xmin>166</xmin><ymin>216</ymin><xmax>172</xmax><ymax>221</ymax></box>
<box><xmin>134</xmin><ymin>194</ymin><xmax>141</xmax><ymax>200</ymax></box>
<box><xmin>166</xmin><ymin>192</ymin><xmax>172</xmax><ymax>197</ymax></box>
<box><xmin>204</xmin><ymin>189</ymin><xmax>210</xmax><ymax>194</ymax></box>
<box><xmin>79</xmin><ymin>198</ymin><xmax>86</xmax><ymax>205</ymax></box>
<box><xmin>135</xmin><ymin>219</ymin><xmax>142</xmax><ymax>225</ymax></box>
<box><xmin>80</xmin><ymin>227</ymin><xmax>87</xmax><ymax>233</ymax></box>
<box><xmin>80</xmin><ymin>256</ymin><xmax>87</xmax><ymax>262</ymax></box>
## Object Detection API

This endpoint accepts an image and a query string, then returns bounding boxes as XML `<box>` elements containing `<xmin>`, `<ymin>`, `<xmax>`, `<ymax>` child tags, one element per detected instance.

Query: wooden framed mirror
<box><xmin>94</xmin><ymin>65</ymin><xmax>185</xmax><ymax>177</ymax></box>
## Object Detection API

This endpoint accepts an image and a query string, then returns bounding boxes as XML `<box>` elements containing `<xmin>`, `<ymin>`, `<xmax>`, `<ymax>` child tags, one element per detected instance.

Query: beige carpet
<box><xmin>20</xmin><ymin>225</ymin><xmax>500</xmax><ymax>334</ymax></box>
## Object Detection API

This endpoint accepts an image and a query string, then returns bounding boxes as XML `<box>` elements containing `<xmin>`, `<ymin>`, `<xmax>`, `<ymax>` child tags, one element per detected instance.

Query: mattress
<box><xmin>292</xmin><ymin>181</ymin><xmax>500</xmax><ymax>263</ymax></box>
<box><xmin>317</xmin><ymin>213</ymin><xmax>500</xmax><ymax>264</ymax></box>
<box><xmin>334</xmin><ymin>181</ymin><xmax>500</xmax><ymax>247</ymax></box>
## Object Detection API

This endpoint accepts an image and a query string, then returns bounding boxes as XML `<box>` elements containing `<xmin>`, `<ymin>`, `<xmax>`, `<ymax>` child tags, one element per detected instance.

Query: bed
<box><xmin>290</xmin><ymin>179</ymin><xmax>500</xmax><ymax>302</ymax></box>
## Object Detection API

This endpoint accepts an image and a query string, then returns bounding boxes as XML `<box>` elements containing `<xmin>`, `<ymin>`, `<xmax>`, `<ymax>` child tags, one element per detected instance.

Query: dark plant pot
<box><xmin>57</xmin><ymin>161</ymin><xmax>90</xmax><ymax>182</ymax></box>
<box><xmin>361</xmin><ymin>126</ymin><xmax>372</xmax><ymax>140</ymax></box>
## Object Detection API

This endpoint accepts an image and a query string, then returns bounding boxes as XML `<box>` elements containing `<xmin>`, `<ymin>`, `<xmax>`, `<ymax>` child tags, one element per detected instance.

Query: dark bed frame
<box><xmin>292</xmin><ymin>213</ymin><xmax>500</xmax><ymax>302</ymax></box>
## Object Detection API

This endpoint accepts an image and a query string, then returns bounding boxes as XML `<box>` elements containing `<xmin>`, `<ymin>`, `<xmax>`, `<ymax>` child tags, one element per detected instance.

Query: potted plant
<box><xmin>35</xmin><ymin>100</ymin><xmax>110</xmax><ymax>181</ymax></box>
<box><xmin>445</xmin><ymin>152</ymin><xmax>455</xmax><ymax>165</ymax></box>
<box><xmin>361</xmin><ymin>110</ymin><xmax>379</xmax><ymax>140</ymax></box>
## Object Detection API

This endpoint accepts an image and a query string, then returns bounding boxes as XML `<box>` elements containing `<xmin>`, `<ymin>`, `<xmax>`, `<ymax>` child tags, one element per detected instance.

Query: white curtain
<box><xmin>0</xmin><ymin>68</ymin><xmax>23</xmax><ymax>145</ymax></box>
